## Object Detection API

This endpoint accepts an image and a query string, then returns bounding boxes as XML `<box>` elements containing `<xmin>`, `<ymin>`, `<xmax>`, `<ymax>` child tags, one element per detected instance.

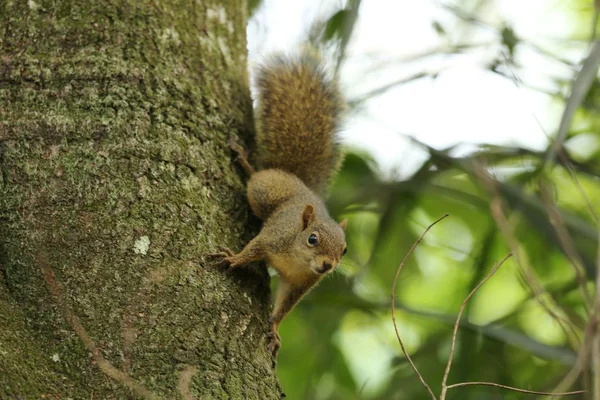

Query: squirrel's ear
<box><xmin>339</xmin><ymin>219</ymin><xmax>348</xmax><ymax>231</ymax></box>
<box><xmin>302</xmin><ymin>204</ymin><xmax>316</xmax><ymax>230</ymax></box>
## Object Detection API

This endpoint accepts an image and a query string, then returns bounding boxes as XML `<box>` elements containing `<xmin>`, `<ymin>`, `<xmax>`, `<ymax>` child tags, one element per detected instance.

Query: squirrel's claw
<box><xmin>215</xmin><ymin>246</ymin><xmax>235</xmax><ymax>257</ymax></box>
<box><xmin>208</xmin><ymin>247</ymin><xmax>235</xmax><ymax>268</ymax></box>
<box><xmin>266</xmin><ymin>316</ymin><xmax>281</xmax><ymax>358</ymax></box>
<box><xmin>266</xmin><ymin>329</ymin><xmax>281</xmax><ymax>359</ymax></box>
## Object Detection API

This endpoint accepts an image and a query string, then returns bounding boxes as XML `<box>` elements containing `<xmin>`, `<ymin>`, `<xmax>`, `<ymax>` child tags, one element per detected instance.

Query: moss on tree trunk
<box><xmin>0</xmin><ymin>0</ymin><xmax>282</xmax><ymax>398</ymax></box>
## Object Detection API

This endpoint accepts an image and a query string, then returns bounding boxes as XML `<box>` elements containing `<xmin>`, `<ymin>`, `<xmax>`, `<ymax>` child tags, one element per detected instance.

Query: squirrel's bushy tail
<box><xmin>254</xmin><ymin>51</ymin><xmax>344</xmax><ymax>195</ymax></box>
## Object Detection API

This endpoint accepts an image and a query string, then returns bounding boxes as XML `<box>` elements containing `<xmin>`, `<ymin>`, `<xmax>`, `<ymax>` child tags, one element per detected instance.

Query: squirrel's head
<box><xmin>297</xmin><ymin>204</ymin><xmax>347</xmax><ymax>275</ymax></box>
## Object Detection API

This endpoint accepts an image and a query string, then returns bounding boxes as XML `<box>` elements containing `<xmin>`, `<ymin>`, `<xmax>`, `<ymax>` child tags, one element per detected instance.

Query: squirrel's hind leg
<box><xmin>266</xmin><ymin>276</ymin><xmax>320</xmax><ymax>356</ymax></box>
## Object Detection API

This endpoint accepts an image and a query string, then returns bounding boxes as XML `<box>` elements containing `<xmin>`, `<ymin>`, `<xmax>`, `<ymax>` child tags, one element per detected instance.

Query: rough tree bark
<box><xmin>0</xmin><ymin>1</ymin><xmax>282</xmax><ymax>398</ymax></box>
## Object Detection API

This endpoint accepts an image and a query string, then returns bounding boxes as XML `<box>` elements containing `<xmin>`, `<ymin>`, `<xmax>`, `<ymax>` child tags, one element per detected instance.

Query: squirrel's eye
<box><xmin>342</xmin><ymin>247</ymin><xmax>347</xmax><ymax>256</ymax></box>
<box><xmin>307</xmin><ymin>233</ymin><xmax>319</xmax><ymax>246</ymax></box>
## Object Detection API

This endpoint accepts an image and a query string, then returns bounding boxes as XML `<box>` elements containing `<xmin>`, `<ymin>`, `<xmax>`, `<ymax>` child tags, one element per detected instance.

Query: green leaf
<box><xmin>247</xmin><ymin>0</ymin><xmax>262</xmax><ymax>17</ymax></box>
<box><xmin>432</xmin><ymin>21</ymin><xmax>446</xmax><ymax>36</ymax></box>
<box><xmin>324</xmin><ymin>9</ymin><xmax>350</xmax><ymax>41</ymax></box>
<box><xmin>501</xmin><ymin>25</ymin><xmax>519</xmax><ymax>57</ymax></box>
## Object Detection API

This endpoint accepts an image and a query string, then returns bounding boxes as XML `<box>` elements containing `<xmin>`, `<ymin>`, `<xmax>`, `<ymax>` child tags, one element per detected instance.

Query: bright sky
<box><xmin>247</xmin><ymin>0</ymin><xmax>588</xmax><ymax>176</ymax></box>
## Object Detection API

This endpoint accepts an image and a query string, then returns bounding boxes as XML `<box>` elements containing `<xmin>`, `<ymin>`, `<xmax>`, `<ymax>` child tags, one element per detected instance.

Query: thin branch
<box><xmin>439</xmin><ymin>251</ymin><xmax>585</xmax><ymax>398</ymax></box>
<box><xmin>391</xmin><ymin>213</ymin><xmax>449</xmax><ymax>400</ymax></box>
<box><xmin>438</xmin><ymin>1</ymin><xmax>578</xmax><ymax>68</ymax></box>
<box><xmin>555</xmin><ymin>146</ymin><xmax>599</xmax><ymax>224</ymax></box>
<box><xmin>475</xmin><ymin>168</ymin><xmax>581</xmax><ymax>349</ymax></box>
<box><xmin>439</xmin><ymin>252</ymin><xmax>513</xmax><ymax>399</ymax></box>
<box><xmin>501</xmin><ymin>49</ymin><xmax>598</xmax><ymax>226</ymax></box>
<box><xmin>491</xmin><ymin>195</ymin><xmax>582</xmax><ymax>349</ymax></box>
<box><xmin>491</xmin><ymin>59</ymin><xmax>596</xmax><ymax>360</ymax></box>
<box><xmin>445</xmin><ymin>382</ymin><xmax>585</xmax><ymax>396</ymax></box>
<box><xmin>362</xmin><ymin>42</ymin><xmax>493</xmax><ymax>75</ymax></box>
<box><xmin>547</xmin><ymin>314</ymin><xmax>595</xmax><ymax>399</ymax></box>
<box><xmin>546</xmin><ymin>40</ymin><xmax>600</xmax><ymax>167</ymax></box>
<box><xmin>540</xmin><ymin>183</ymin><xmax>594</xmax><ymax>312</ymax></box>
<box><xmin>348</xmin><ymin>71</ymin><xmax>436</xmax><ymax>106</ymax></box>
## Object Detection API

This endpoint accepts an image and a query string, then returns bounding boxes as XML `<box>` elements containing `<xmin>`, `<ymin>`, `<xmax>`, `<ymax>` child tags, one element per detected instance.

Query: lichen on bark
<box><xmin>0</xmin><ymin>0</ymin><xmax>282</xmax><ymax>398</ymax></box>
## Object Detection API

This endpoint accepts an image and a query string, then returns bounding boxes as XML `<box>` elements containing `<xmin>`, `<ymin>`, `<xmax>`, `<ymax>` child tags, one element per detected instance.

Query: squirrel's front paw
<box><xmin>266</xmin><ymin>329</ymin><xmax>281</xmax><ymax>358</ymax></box>
<box><xmin>208</xmin><ymin>247</ymin><xmax>235</xmax><ymax>268</ymax></box>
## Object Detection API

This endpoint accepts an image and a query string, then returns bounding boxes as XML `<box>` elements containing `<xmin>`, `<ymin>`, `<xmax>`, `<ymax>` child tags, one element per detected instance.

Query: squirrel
<box><xmin>212</xmin><ymin>51</ymin><xmax>347</xmax><ymax>358</ymax></box>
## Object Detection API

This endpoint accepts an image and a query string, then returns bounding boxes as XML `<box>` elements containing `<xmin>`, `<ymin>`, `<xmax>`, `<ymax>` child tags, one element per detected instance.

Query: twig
<box><xmin>391</xmin><ymin>213</ymin><xmax>449</xmax><ymax>400</ymax></box>
<box><xmin>475</xmin><ymin>167</ymin><xmax>581</xmax><ymax>349</ymax></box>
<box><xmin>540</xmin><ymin>182</ymin><xmax>594</xmax><ymax>312</ymax></box>
<box><xmin>348</xmin><ymin>71</ymin><xmax>436</xmax><ymax>106</ymax></box>
<box><xmin>439</xmin><ymin>252</ymin><xmax>513</xmax><ymax>399</ymax></box>
<box><xmin>504</xmin><ymin>54</ymin><xmax>599</xmax><ymax>225</ymax></box>
<box><xmin>545</xmin><ymin>41</ymin><xmax>600</xmax><ymax>167</ymax></box>
<box><xmin>445</xmin><ymin>382</ymin><xmax>585</xmax><ymax>396</ymax></box>
<box><xmin>437</xmin><ymin>1</ymin><xmax>577</xmax><ymax>68</ymax></box>
<box><xmin>548</xmin><ymin>315</ymin><xmax>595</xmax><ymax>399</ymax></box>
<box><xmin>491</xmin><ymin>195</ymin><xmax>582</xmax><ymax>351</ymax></box>
<box><xmin>555</xmin><ymin>146</ymin><xmax>599</xmax><ymax>224</ymax></box>
<box><xmin>439</xmin><ymin>251</ymin><xmax>585</xmax><ymax>398</ymax></box>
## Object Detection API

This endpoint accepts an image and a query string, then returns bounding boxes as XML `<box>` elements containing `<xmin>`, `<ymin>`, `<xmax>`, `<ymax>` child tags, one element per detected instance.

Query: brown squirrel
<box><xmin>212</xmin><ymin>51</ymin><xmax>347</xmax><ymax>357</ymax></box>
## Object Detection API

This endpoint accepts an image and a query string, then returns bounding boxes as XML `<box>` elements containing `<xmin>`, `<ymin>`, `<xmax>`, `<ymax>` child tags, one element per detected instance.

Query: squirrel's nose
<box><xmin>320</xmin><ymin>261</ymin><xmax>333</xmax><ymax>273</ymax></box>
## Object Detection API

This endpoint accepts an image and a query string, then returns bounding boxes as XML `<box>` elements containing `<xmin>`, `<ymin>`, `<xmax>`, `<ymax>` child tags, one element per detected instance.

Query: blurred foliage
<box><xmin>265</xmin><ymin>1</ymin><xmax>600</xmax><ymax>399</ymax></box>
<box><xmin>247</xmin><ymin>0</ymin><xmax>262</xmax><ymax>18</ymax></box>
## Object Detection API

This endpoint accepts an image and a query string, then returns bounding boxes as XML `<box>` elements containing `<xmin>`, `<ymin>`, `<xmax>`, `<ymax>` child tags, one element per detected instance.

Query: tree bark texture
<box><xmin>0</xmin><ymin>1</ymin><xmax>282</xmax><ymax>398</ymax></box>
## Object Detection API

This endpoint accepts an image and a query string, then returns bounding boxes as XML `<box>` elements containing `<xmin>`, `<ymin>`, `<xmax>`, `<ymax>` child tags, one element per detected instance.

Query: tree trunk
<box><xmin>0</xmin><ymin>1</ymin><xmax>282</xmax><ymax>398</ymax></box>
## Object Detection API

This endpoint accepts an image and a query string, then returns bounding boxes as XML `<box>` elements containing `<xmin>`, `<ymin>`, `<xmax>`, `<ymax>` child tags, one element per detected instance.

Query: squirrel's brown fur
<box><xmin>255</xmin><ymin>52</ymin><xmax>344</xmax><ymax>195</ymax></box>
<box><xmin>211</xmin><ymin>51</ymin><xmax>347</xmax><ymax>359</ymax></box>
